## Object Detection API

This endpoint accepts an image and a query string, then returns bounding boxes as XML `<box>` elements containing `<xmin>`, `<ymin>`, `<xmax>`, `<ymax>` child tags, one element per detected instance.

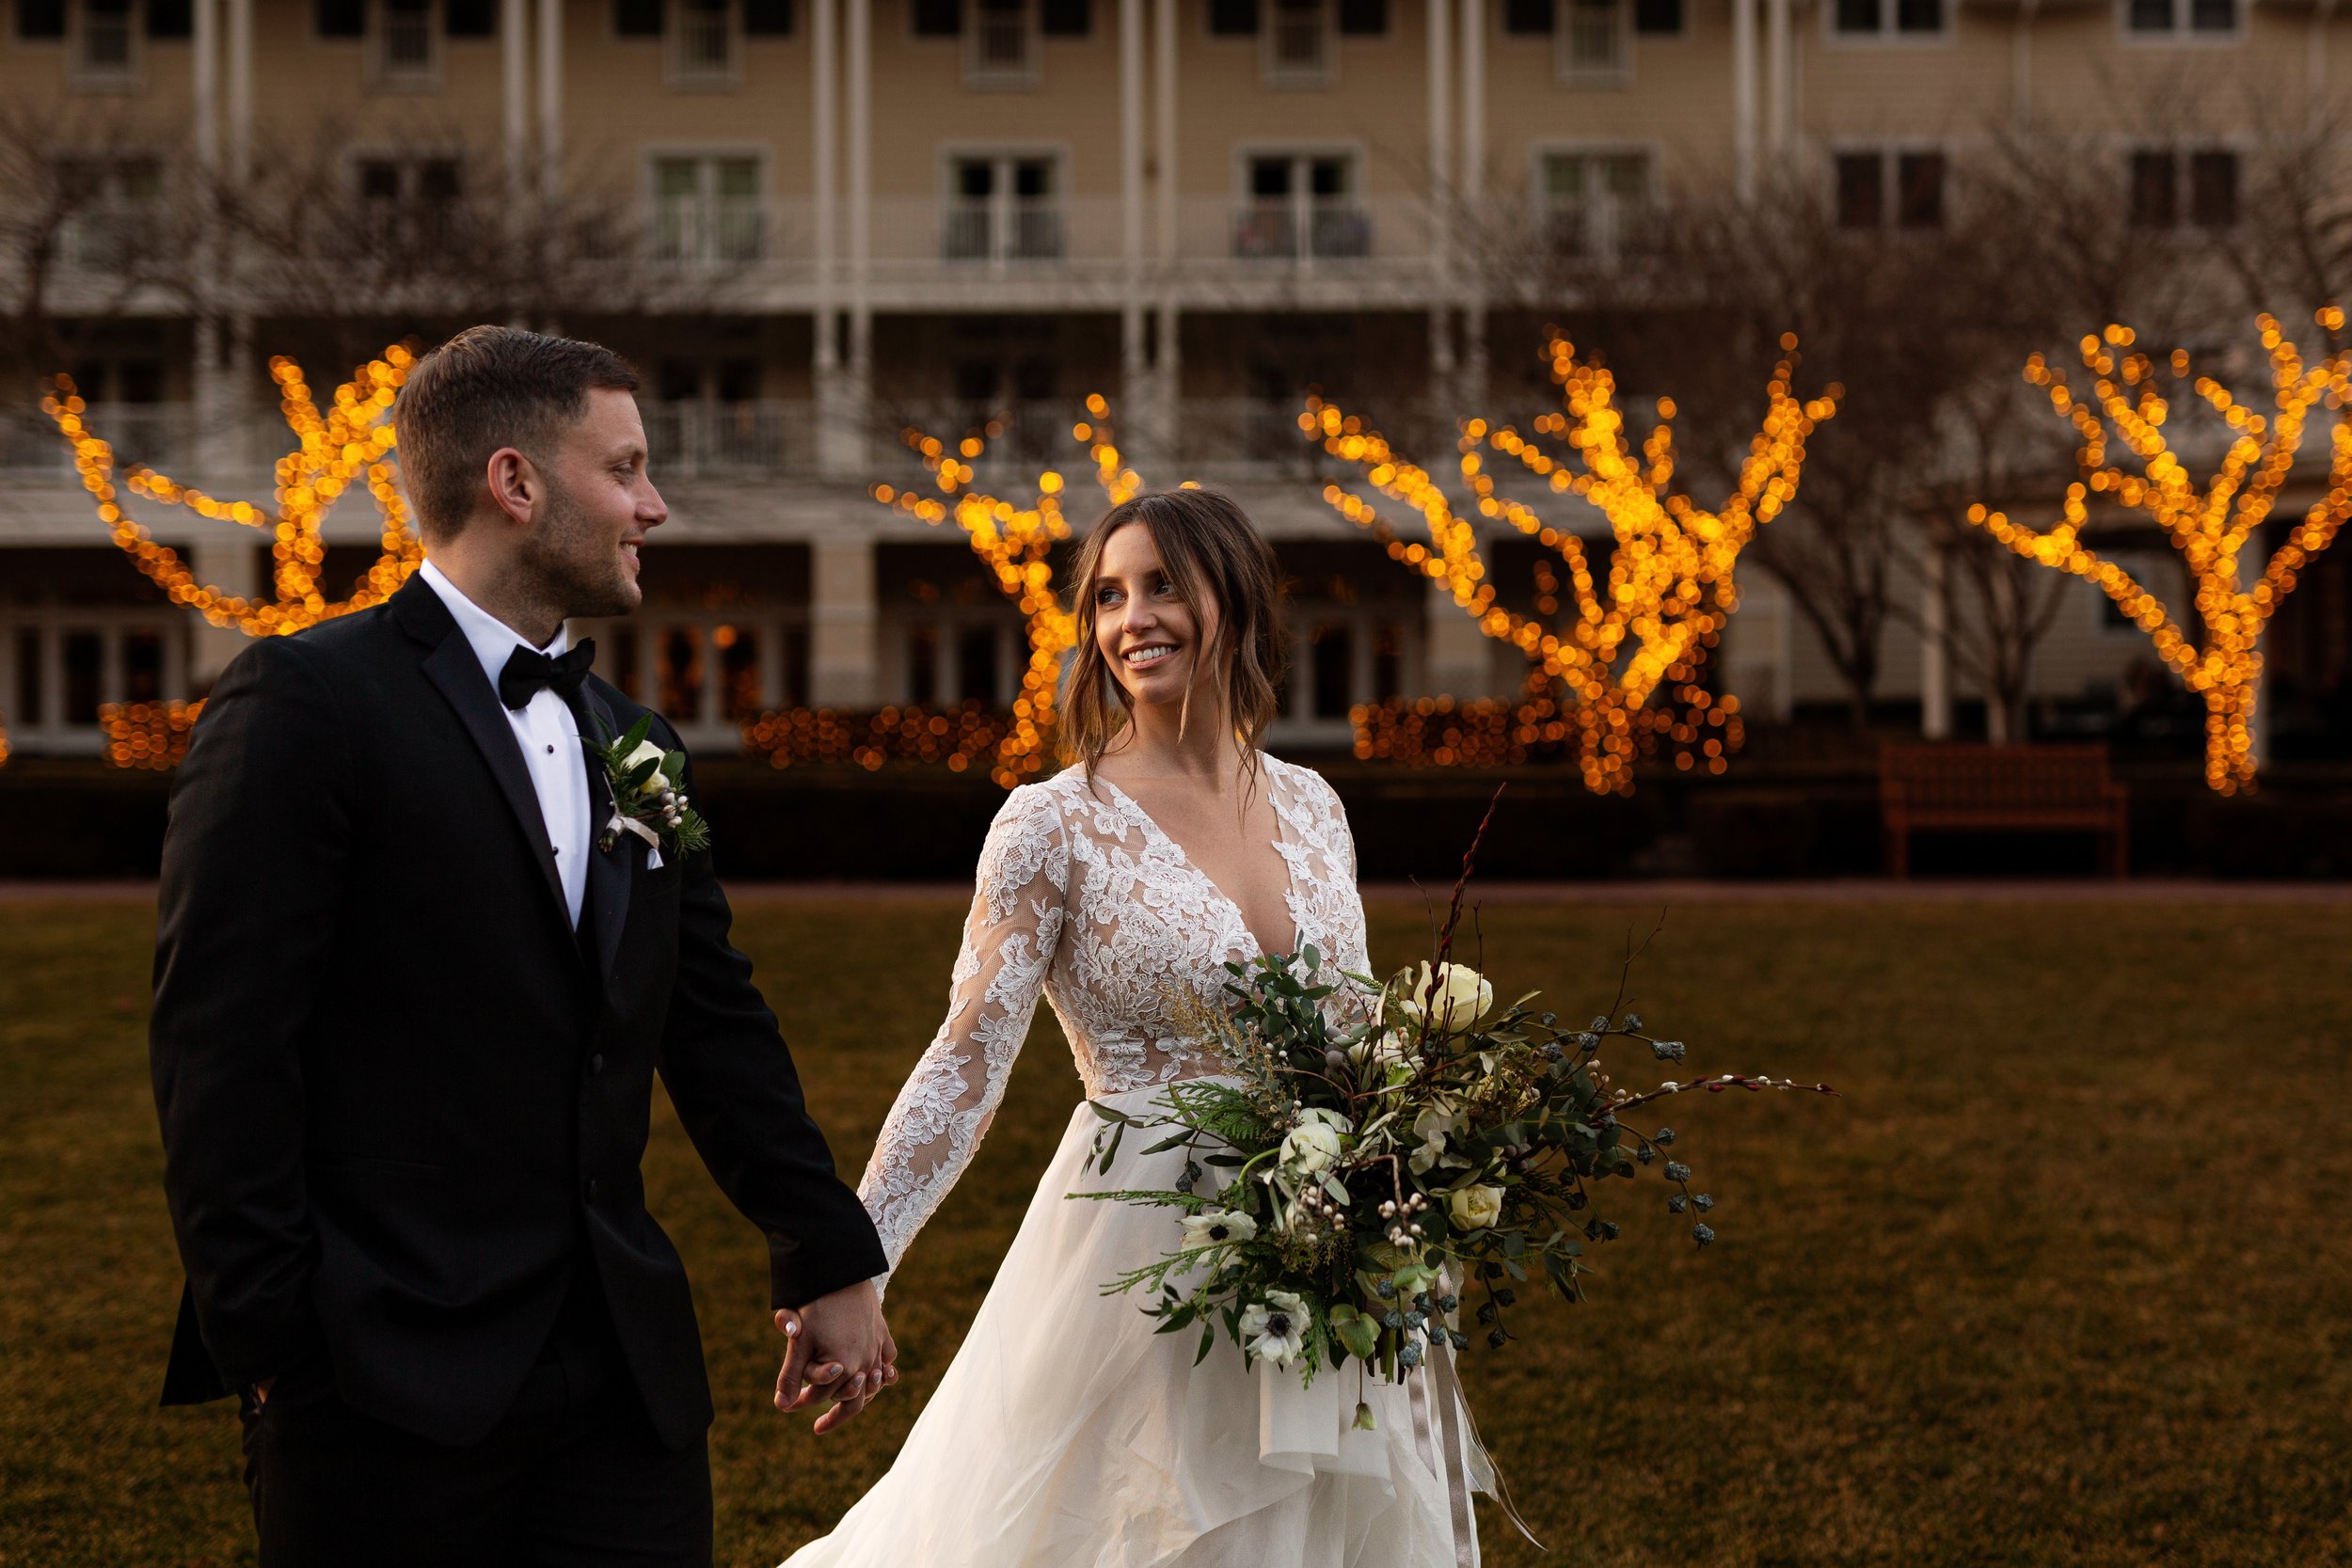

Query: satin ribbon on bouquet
<box><xmin>1406</xmin><ymin>1299</ymin><xmax>1542</xmax><ymax>1565</ymax></box>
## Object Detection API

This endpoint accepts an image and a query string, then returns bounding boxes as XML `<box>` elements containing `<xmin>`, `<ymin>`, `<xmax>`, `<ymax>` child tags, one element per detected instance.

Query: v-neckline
<box><xmin>1091</xmin><ymin>769</ymin><xmax>1302</xmax><ymax>959</ymax></box>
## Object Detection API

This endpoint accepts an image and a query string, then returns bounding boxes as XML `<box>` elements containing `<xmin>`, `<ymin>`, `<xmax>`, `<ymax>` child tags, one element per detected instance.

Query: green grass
<box><xmin>5</xmin><ymin>895</ymin><xmax>2351</xmax><ymax>1566</ymax></box>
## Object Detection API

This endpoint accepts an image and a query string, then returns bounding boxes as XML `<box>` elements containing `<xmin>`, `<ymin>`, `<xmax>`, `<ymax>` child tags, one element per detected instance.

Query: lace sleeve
<box><xmin>856</xmin><ymin>783</ymin><xmax>1070</xmax><ymax>1295</ymax></box>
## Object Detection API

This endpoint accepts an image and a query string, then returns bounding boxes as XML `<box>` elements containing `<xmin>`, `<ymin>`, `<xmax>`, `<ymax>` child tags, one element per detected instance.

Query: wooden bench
<box><xmin>1881</xmin><ymin>743</ymin><xmax>2130</xmax><ymax>879</ymax></box>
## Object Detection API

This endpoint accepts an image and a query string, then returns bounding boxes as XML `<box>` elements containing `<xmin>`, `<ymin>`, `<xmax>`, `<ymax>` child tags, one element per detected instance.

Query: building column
<box><xmin>537</xmin><ymin>0</ymin><xmax>564</xmax><ymax>213</ymax></box>
<box><xmin>1422</xmin><ymin>582</ymin><xmax>1493</xmax><ymax>698</ymax></box>
<box><xmin>1732</xmin><ymin>0</ymin><xmax>1757</xmax><ymax>200</ymax></box>
<box><xmin>187</xmin><ymin>544</ymin><xmax>262</xmax><ymax>689</ymax></box>
<box><xmin>1151</xmin><ymin>0</ymin><xmax>1181</xmax><ymax>464</ymax></box>
<box><xmin>503</xmin><ymin>0</ymin><xmax>530</xmax><ymax>228</ymax></box>
<box><xmin>1764</xmin><ymin>0</ymin><xmax>1790</xmax><ymax>159</ymax></box>
<box><xmin>1920</xmin><ymin>537</ymin><xmax>1951</xmax><ymax>739</ymax></box>
<box><xmin>811</xmin><ymin>0</ymin><xmax>859</xmax><ymax>476</ymax></box>
<box><xmin>809</xmin><ymin>537</ymin><xmax>880</xmax><ymax>705</ymax></box>
<box><xmin>1456</xmin><ymin>0</ymin><xmax>1486</xmax><ymax>410</ymax></box>
<box><xmin>1425</xmin><ymin>0</ymin><xmax>1453</xmax><ymax>414</ymax></box>
<box><xmin>1119</xmin><ymin>0</ymin><xmax>1149</xmax><ymax>464</ymax></box>
<box><xmin>845</xmin><ymin>0</ymin><xmax>873</xmax><ymax>471</ymax></box>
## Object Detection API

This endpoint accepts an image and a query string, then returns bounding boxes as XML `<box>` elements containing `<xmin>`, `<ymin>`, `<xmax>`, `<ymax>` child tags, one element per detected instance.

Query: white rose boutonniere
<box><xmin>589</xmin><ymin>713</ymin><xmax>710</xmax><ymax>860</ymax></box>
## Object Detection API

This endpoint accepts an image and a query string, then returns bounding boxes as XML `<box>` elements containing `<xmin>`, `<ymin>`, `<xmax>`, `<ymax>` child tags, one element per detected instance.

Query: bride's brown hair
<box><xmin>1061</xmin><ymin>488</ymin><xmax>1289</xmax><ymax>786</ymax></box>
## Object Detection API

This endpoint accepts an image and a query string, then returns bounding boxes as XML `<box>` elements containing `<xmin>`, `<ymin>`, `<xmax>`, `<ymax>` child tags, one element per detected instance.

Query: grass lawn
<box><xmin>5</xmin><ymin>894</ymin><xmax>2351</xmax><ymax>1567</ymax></box>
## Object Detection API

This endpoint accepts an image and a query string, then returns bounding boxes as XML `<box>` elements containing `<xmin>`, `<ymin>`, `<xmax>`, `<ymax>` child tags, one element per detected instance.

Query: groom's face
<box><xmin>518</xmin><ymin>387</ymin><xmax>666</xmax><ymax>620</ymax></box>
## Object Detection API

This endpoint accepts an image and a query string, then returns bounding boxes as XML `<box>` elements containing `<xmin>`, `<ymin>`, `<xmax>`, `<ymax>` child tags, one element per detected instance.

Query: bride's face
<box><xmin>1093</xmin><ymin>522</ymin><xmax>1218</xmax><ymax>710</ymax></box>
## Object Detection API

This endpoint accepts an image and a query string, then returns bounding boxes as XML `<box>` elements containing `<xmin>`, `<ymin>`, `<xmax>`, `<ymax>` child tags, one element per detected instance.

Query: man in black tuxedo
<box><xmin>151</xmin><ymin>325</ymin><xmax>896</xmax><ymax>1565</ymax></box>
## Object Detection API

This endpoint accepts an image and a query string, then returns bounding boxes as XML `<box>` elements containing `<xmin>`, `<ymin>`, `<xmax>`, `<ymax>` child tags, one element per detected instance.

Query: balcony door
<box><xmin>944</xmin><ymin>153</ymin><xmax>1063</xmax><ymax>263</ymax></box>
<box><xmin>1237</xmin><ymin>151</ymin><xmax>1367</xmax><ymax>262</ymax></box>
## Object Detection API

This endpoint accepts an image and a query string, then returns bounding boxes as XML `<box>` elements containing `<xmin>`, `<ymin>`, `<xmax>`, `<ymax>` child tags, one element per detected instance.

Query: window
<box><xmin>52</xmin><ymin>154</ymin><xmax>162</xmax><ymax>264</ymax></box>
<box><xmin>146</xmin><ymin>0</ymin><xmax>190</xmax><ymax>37</ymax></box>
<box><xmin>1236</xmin><ymin>152</ymin><xmax>1368</xmax><ymax>261</ymax></box>
<box><xmin>945</xmin><ymin>154</ymin><xmax>1062</xmax><ymax>262</ymax></box>
<box><xmin>1834</xmin><ymin>149</ymin><xmax>1946</xmax><ymax>230</ymax></box>
<box><xmin>355</xmin><ymin>154</ymin><xmax>463</xmax><ymax>247</ymax></box>
<box><xmin>1833</xmin><ymin>0</ymin><xmax>1942</xmax><ymax>36</ymax></box>
<box><xmin>317</xmin><ymin>0</ymin><xmax>364</xmax><ymax>33</ymax></box>
<box><xmin>1040</xmin><ymin>0</ymin><xmax>1087</xmax><ymax>33</ymax></box>
<box><xmin>373</xmin><ymin>0</ymin><xmax>439</xmax><ymax>82</ymax></box>
<box><xmin>17</xmin><ymin>0</ymin><xmax>67</xmax><ymax>37</ymax></box>
<box><xmin>615</xmin><ymin>0</ymin><xmax>662</xmax><ymax>32</ymax></box>
<box><xmin>671</xmin><ymin>0</ymin><xmax>736</xmax><ymax>83</ymax></box>
<box><xmin>2129</xmin><ymin>148</ymin><xmax>2236</xmax><ymax>229</ymax></box>
<box><xmin>1264</xmin><ymin>0</ymin><xmax>1326</xmax><ymax>79</ymax></box>
<box><xmin>1560</xmin><ymin>0</ymin><xmax>1626</xmax><ymax>78</ymax></box>
<box><xmin>1503</xmin><ymin>0</ymin><xmax>1550</xmax><ymax>31</ymax></box>
<box><xmin>1541</xmin><ymin>149</ymin><xmax>1652</xmax><ymax>259</ymax></box>
<box><xmin>77</xmin><ymin>0</ymin><xmax>138</xmax><ymax>81</ymax></box>
<box><xmin>2124</xmin><ymin>0</ymin><xmax>2235</xmax><ymax>34</ymax></box>
<box><xmin>912</xmin><ymin>0</ymin><xmax>960</xmax><ymax>31</ymax></box>
<box><xmin>0</xmin><ymin>614</ymin><xmax>187</xmax><ymax>754</ymax></box>
<box><xmin>651</xmin><ymin>155</ymin><xmax>764</xmax><ymax>261</ymax></box>
<box><xmin>970</xmin><ymin>0</ymin><xmax>1034</xmax><ymax>81</ymax></box>
<box><xmin>444</xmin><ymin>0</ymin><xmax>493</xmax><ymax>33</ymax></box>
<box><xmin>743</xmin><ymin>0</ymin><xmax>791</xmax><ymax>30</ymax></box>
<box><xmin>1336</xmin><ymin>0</ymin><xmax>1384</xmax><ymax>33</ymax></box>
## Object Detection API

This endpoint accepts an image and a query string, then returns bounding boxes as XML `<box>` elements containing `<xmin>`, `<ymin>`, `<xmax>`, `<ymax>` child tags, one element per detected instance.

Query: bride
<box><xmin>784</xmin><ymin>488</ymin><xmax>1485</xmax><ymax>1568</ymax></box>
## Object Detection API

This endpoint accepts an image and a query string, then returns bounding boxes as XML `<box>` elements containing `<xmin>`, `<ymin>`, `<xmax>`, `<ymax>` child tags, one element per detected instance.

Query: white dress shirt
<box><xmin>419</xmin><ymin>559</ymin><xmax>593</xmax><ymax>929</ymax></box>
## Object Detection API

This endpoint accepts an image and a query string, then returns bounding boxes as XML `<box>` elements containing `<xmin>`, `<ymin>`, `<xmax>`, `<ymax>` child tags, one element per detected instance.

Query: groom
<box><xmin>150</xmin><ymin>325</ymin><xmax>894</xmax><ymax>1565</ymax></box>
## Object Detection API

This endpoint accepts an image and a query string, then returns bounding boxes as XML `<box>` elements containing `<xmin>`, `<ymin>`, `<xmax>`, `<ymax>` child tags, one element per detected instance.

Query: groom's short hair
<box><xmin>397</xmin><ymin>325</ymin><xmax>640</xmax><ymax>542</ymax></box>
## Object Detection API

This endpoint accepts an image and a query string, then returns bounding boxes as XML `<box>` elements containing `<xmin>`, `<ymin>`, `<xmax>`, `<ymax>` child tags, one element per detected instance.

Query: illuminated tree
<box><xmin>43</xmin><ymin>345</ymin><xmax>421</xmax><ymax>637</ymax></box>
<box><xmin>1962</xmin><ymin>311</ymin><xmax>2352</xmax><ymax>795</ymax></box>
<box><xmin>866</xmin><ymin>396</ymin><xmax>1146</xmax><ymax>785</ymax></box>
<box><xmin>1303</xmin><ymin>334</ymin><xmax>1837</xmax><ymax>794</ymax></box>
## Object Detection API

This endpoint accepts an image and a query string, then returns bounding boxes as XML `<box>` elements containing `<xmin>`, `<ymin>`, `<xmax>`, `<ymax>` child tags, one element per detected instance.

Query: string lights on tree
<box><xmin>1963</xmin><ymin>310</ymin><xmax>2352</xmax><ymax>796</ymax></box>
<box><xmin>1306</xmin><ymin>334</ymin><xmax>1838</xmax><ymax>794</ymax></box>
<box><xmin>39</xmin><ymin>343</ymin><xmax>424</xmax><ymax>768</ymax></box>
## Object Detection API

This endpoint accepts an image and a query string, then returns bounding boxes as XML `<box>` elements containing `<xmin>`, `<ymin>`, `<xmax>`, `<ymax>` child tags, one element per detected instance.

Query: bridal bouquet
<box><xmin>1076</xmin><ymin>797</ymin><xmax>1833</xmax><ymax>1408</ymax></box>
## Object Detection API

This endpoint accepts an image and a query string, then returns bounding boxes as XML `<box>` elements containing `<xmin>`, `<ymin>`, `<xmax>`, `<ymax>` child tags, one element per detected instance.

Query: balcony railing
<box><xmin>1232</xmin><ymin>198</ymin><xmax>1374</xmax><ymax>263</ymax></box>
<box><xmin>1541</xmin><ymin>198</ymin><xmax>1661</xmax><ymax>263</ymax></box>
<box><xmin>641</xmin><ymin>400</ymin><xmax>814</xmax><ymax>477</ymax></box>
<box><xmin>650</xmin><ymin>196</ymin><xmax>767</xmax><ymax>262</ymax></box>
<box><xmin>0</xmin><ymin>404</ymin><xmax>193</xmax><ymax>477</ymax></box>
<box><xmin>942</xmin><ymin>198</ymin><xmax>1066</xmax><ymax>263</ymax></box>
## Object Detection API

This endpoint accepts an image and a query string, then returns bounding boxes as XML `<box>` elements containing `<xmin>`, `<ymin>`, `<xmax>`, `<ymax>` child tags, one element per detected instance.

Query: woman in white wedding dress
<box><xmin>784</xmin><ymin>490</ymin><xmax>1486</xmax><ymax>1568</ymax></box>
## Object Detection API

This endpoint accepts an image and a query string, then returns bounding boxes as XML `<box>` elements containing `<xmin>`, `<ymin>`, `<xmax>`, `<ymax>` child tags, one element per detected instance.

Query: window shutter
<box><xmin>1207</xmin><ymin>0</ymin><xmax>1257</xmax><ymax>34</ymax></box>
<box><xmin>1502</xmin><ymin>0</ymin><xmax>1552</xmax><ymax>33</ymax></box>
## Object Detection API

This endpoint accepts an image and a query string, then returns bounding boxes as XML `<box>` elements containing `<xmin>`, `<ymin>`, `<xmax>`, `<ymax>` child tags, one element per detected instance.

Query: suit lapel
<box><xmin>417</xmin><ymin>617</ymin><xmax>572</xmax><ymax>929</ymax></box>
<box><xmin>578</xmin><ymin>686</ymin><xmax>633</xmax><ymax>989</ymax></box>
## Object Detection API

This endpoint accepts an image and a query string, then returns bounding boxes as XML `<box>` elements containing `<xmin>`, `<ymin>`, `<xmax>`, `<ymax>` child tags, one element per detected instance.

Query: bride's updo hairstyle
<box><xmin>1062</xmin><ymin>487</ymin><xmax>1289</xmax><ymax>781</ymax></box>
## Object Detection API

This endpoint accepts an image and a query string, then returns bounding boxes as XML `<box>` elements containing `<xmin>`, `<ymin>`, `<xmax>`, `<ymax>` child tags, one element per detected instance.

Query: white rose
<box><xmin>1446</xmin><ymin>1183</ymin><xmax>1505</xmax><ymax>1232</ymax></box>
<box><xmin>1180</xmin><ymin>1209</ymin><xmax>1258</xmax><ymax>1251</ymax></box>
<box><xmin>1279</xmin><ymin>1108</ymin><xmax>1352</xmax><ymax>1177</ymax></box>
<box><xmin>1395</xmin><ymin>962</ymin><xmax>1493</xmax><ymax>1037</ymax></box>
<box><xmin>622</xmin><ymin>738</ymin><xmax>670</xmax><ymax>798</ymax></box>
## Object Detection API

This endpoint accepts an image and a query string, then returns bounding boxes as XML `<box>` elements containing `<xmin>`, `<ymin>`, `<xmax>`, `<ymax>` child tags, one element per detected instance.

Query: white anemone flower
<box><xmin>1240</xmin><ymin>1290</ymin><xmax>1311</xmax><ymax>1369</ymax></box>
<box><xmin>1180</xmin><ymin>1209</ymin><xmax>1258</xmax><ymax>1252</ymax></box>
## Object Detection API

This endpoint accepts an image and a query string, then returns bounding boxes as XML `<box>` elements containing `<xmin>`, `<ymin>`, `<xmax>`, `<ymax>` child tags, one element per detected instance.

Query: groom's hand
<box><xmin>774</xmin><ymin>1279</ymin><xmax>897</xmax><ymax>1435</ymax></box>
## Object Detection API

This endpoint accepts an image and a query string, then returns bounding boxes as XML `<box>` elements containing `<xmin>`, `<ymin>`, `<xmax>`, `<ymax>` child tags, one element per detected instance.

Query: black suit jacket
<box><xmin>150</xmin><ymin>574</ymin><xmax>886</xmax><ymax>1448</ymax></box>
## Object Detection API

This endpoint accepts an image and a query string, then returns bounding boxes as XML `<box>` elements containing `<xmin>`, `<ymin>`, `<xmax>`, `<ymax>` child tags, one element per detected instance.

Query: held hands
<box><xmin>774</xmin><ymin>1278</ymin><xmax>897</xmax><ymax>1436</ymax></box>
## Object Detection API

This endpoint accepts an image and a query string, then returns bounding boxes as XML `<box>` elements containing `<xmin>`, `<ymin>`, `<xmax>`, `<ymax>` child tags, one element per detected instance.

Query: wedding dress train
<box><xmin>783</xmin><ymin>756</ymin><xmax>1486</xmax><ymax>1568</ymax></box>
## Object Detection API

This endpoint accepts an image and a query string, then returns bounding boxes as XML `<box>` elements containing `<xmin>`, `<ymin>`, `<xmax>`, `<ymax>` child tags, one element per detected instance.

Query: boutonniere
<box><xmin>589</xmin><ymin>714</ymin><xmax>711</xmax><ymax>859</ymax></box>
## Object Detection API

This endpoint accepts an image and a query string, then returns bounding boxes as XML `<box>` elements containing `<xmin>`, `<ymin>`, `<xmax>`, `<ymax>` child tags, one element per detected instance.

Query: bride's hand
<box><xmin>774</xmin><ymin>1280</ymin><xmax>898</xmax><ymax>1434</ymax></box>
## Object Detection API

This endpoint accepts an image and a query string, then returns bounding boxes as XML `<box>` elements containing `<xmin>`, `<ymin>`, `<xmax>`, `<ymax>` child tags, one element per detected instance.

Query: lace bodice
<box><xmin>855</xmin><ymin>754</ymin><xmax>1371</xmax><ymax>1292</ymax></box>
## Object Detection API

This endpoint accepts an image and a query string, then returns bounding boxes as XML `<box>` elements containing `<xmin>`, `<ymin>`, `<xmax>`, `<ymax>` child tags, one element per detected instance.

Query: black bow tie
<box><xmin>498</xmin><ymin>640</ymin><xmax>596</xmax><ymax>712</ymax></box>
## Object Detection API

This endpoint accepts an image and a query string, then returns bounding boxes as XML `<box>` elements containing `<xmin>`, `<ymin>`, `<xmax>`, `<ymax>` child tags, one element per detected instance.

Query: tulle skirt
<box><xmin>781</xmin><ymin>1081</ymin><xmax>1484</xmax><ymax>1568</ymax></box>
